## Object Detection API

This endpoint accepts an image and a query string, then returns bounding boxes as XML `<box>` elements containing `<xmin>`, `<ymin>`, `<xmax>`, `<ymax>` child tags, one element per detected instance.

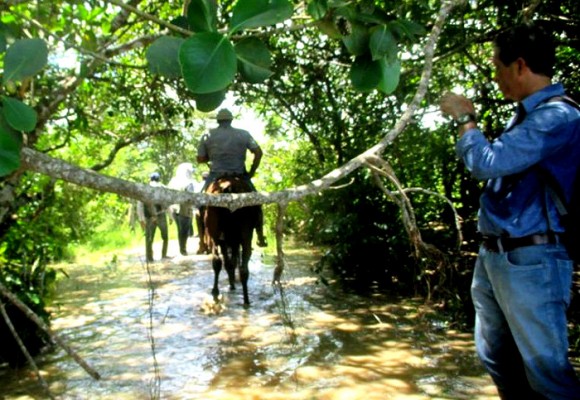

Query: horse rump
<box><xmin>203</xmin><ymin>176</ymin><xmax>259</xmax><ymax>306</ymax></box>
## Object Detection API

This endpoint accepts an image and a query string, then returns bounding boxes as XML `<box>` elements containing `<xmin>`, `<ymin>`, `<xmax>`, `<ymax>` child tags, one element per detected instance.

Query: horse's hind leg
<box><xmin>226</xmin><ymin>247</ymin><xmax>238</xmax><ymax>292</ymax></box>
<box><xmin>240</xmin><ymin>243</ymin><xmax>251</xmax><ymax>306</ymax></box>
<box><xmin>211</xmin><ymin>247</ymin><xmax>222</xmax><ymax>300</ymax></box>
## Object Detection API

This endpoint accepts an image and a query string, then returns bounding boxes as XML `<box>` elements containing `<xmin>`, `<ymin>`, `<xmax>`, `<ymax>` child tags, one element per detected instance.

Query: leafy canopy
<box><xmin>0</xmin><ymin>0</ymin><xmax>425</xmax><ymax>177</ymax></box>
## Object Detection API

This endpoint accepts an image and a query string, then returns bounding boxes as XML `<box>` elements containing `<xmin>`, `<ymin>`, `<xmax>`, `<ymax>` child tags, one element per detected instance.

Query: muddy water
<box><xmin>0</xmin><ymin>240</ymin><xmax>498</xmax><ymax>399</ymax></box>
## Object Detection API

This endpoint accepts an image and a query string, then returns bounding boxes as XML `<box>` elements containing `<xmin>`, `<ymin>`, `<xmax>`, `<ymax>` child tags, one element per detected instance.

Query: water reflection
<box><xmin>0</xmin><ymin>243</ymin><xmax>498</xmax><ymax>399</ymax></box>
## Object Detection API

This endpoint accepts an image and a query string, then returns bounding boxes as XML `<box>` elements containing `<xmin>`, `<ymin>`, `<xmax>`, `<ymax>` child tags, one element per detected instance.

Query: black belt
<box><xmin>482</xmin><ymin>233</ymin><xmax>561</xmax><ymax>253</ymax></box>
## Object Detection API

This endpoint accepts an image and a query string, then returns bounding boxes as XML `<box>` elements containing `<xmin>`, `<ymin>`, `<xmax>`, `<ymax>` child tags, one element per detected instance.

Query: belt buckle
<box><xmin>495</xmin><ymin>237</ymin><xmax>505</xmax><ymax>253</ymax></box>
<box><xmin>482</xmin><ymin>236</ymin><xmax>503</xmax><ymax>253</ymax></box>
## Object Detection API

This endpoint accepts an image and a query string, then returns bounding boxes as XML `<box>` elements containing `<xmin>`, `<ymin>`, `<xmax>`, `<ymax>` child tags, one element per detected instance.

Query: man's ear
<box><xmin>515</xmin><ymin>57</ymin><xmax>529</xmax><ymax>75</ymax></box>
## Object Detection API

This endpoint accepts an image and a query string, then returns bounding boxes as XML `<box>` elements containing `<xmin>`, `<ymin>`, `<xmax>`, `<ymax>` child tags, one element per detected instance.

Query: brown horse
<box><xmin>203</xmin><ymin>176</ymin><xmax>260</xmax><ymax>306</ymax></box>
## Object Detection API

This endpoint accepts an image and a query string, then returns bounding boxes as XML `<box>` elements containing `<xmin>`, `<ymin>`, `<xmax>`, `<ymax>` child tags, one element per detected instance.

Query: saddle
<box><xmin>207</xmin><ymin>174</ymin><xmax>252</xmax><ymax>194</ymax></box>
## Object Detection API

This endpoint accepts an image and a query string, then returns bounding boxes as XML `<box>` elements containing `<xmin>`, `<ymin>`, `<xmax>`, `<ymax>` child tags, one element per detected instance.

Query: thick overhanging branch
<box><xmin>19</xmin><ymin>0</ymin><xmax>463</xmax><ymax>213</ymax></box>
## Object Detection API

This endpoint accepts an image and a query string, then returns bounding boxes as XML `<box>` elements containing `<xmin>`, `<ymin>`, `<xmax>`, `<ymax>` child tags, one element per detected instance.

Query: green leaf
<box><xmin>194</xmin><ymin>90</ymin><xmax>227</xmax><ymax>112</ymax></box>
<box><xmin>377</xmin><ymin>58</ymin><xmax>401</xmax><ymax>94</ymax></box>
<box><xmin>350</xmin><ymin>56</ymin><xmax>381</xmax><ymax>92</ymax></box>
<box><xmin>369</xmin><ymin>25</ymin><xmax>397</xmax><ymax>62</ymax></box>
<box><xmin>170</xmin><ymin>16</ymin><xmax>190</xmax><ymax>32</ymax></box>
<box><xmin>3</xmin><ymin>38</ymin><xmax>48</xmax><ymax>84</ymax></box>
<box><xmin>342</xmin><ymin>23</ymin><xmax>369</xmax><ymax>56</ymax></box>
<box><xmin>328</xmin><ymin>0</ymin><xmax>349</xmax><ymax>6</ymax></box>
<box><xmin>0</xmin><ymin>32</ymin><xmax>6</xmax><ymax>53</ymax></box>
<box><xmin>0</xmin><ymin>114</ymin><xmax>22</xmax><ymax>177</ymax></box>
<box><xmin>235</xmin><ymin>38</ymin><xmax>273</xmax><ymax>83</ymax></box>
<box><xmin>146</xmin><ymin>36</ymin><xmax>185</xmax><ymax>78</ymax></box>
<box><xmin>352</xmin><ymin>10</ymin><xmax>388</xmax><ymax>25</ymax></box>
<box><xmin>307</xmin><ymin>0</ymin><xmax>327</xmax><ymax>20</ymax></box>
<box><xmin>229</xmin><ymin>0</ymin><xmax>293</xmax><ymax>34</ymax></box>
<box><xmin>315</xmin><ymin>19</ymin><xmax>342</xmax><ymax>39</ymax></box>
<box><xmin>333</xmin><ymin>3</ymin><xmax>356</xmax><ymax>19</ymax></box>
<box><xmin>186</xmin><ymin>0</ymin><xmax>217</xmax><ymax>32</ymax></box>
<box><xmin>2</xmin><ymin>96</ymin><xmax>37</xmax><ymax>132</ymax></box>
<box><xmin>389</xmin><ymin>20</ymin><xmax>426</xmax><ymax>43</ymax></box>
<box><xmin>179</xmin><ymin>32</ymin><xmax>237</xmax><ymax>94</ymax></box>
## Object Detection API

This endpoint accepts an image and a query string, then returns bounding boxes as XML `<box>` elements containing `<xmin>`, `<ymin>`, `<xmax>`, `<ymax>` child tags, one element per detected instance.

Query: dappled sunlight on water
<box><xmin>0</xmin><ymin>240</ymin><xmax>498</xmax><ymax>399</ymax></box>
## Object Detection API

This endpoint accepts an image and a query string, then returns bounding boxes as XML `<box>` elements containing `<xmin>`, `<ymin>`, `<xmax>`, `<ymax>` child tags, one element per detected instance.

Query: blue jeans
<box><xmin>471</xmin><ymin>243</ymin><xmax>580</xmax><ymax>399</ymax></box>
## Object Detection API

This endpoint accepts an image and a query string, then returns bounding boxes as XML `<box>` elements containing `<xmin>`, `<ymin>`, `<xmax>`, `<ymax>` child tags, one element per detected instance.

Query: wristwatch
<box><xmin>455</xmin><ymin>113</ymin><xmax>476</xmax><ymax>125</ymax></box>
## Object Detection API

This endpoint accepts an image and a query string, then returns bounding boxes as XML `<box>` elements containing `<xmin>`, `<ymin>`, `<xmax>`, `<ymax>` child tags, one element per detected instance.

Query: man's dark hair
<box><xmin>494</xmin><ymin>22</ymin><xmax>556</xmax><ymax>78</ymax></box>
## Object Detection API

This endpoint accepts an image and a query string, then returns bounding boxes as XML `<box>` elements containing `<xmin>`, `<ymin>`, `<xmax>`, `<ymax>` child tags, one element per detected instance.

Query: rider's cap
<box><xmin>216</xmin><ymin>108</ymin><xmax>233</xmax><ymax>121</ymax></box>
<box><xmin>150</xmin><ymin>172</ymin><xmax>161</xmax><ymax>182</ymax></box>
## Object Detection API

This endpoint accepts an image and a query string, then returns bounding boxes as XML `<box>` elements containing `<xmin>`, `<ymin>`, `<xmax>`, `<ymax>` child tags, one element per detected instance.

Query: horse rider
<box><xmin>137</xmin><ymin>172</ymin><xmax>169</xmax><ymax>262</ymax></box>
<box><xmin>196</xmin><ymin>108</ymin><xmax>268</xmax><ymax>247</ymax></box>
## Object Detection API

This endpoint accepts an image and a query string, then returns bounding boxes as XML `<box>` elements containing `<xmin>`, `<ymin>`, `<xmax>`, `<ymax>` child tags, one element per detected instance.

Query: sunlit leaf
<box><xmin>179</xmin><ymin>32</ymin><xmax>237</xmax><ymax>94</ymax></box>
<box><xmin>0</xmin><ymin>114</ymin><xmax>22</xmax><ymax>177</ymax></box>
<box><xmin>350</xmin><ymin>56</ymin><xmax>381</xmax><ymax>92</ymax></box>
<box><xmin>235</xmin><ymin>38</ymin><xmax>273</xmax><ymax>83</ymax></box>
<box><xmin>307</xmin><ymin>0</ymin><xmax>327</xmax><ymax>20</ymax></box>
<box><xmin>229</xmin><ymin>0</ymin><xmax>293</xmax><ymax>34</ymax></box>
<box><xmin>2</xmin><ymin>96</ymin><xmax>37</xmax><ymax>132</ymax></box>
<box><xmin>3</xmin><ymin>38</ymin><xmax>48</xmax><ymax>84</ymax></box>
<box><xmin>81</xmin><ymin>30</ymin><xmax>98</xmax><ymax>52</ymax></box>
<box><xmin>146</xmin><ymin>36</ymin><xmax>185</xmax><ymax>78</ymax></box>
<box><xmin>377</xmin><ymin>58</ymin><xmax>401</xmax><ymax>94</ymax></box>
<box><xmin>187</xmin><ymin>0</ymin><xmax>217</xmax><ymax>32</ymax></box>
<box><xmin>315</xmin><ymin>19</ymin><xmax>342</xmax><ymax>39</ymax></box>
<box><xmin>194</xmin><ymin>90</ymin><xmax>227</xmax><ymax>112</ymax></box>
<box><xmin>369</xmin><ymin>25</ymin><xmax>397</xmax><ymax>62</ymax></box>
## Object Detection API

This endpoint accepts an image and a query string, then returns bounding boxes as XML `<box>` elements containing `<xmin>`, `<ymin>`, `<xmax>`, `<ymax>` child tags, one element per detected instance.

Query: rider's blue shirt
<box><xmin>456</xmin><ymin>83</ymin><xmax>580</xmax><ymax>237</ymax></box>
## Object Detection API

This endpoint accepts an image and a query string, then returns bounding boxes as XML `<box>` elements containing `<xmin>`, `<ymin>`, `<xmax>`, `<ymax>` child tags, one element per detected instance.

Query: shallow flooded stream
<box><xmin>0</xmin><ymin>240</ymin><xmax>498</xmax><ymax>399</ymax></box>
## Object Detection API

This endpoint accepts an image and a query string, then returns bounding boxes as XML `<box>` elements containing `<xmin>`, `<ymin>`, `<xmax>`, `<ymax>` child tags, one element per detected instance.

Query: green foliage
<box><xmin>377</xmin><ymin>58</ymin><xmax>400</xmax><ymax>94</ymax></box>
<box><xmin>2</xmin><ymin>96</ymin><xmax>37</xmax><ymax>132</ymax></box>
<box><xmin>180</xmin><ymin>32</ymin><xmax>238</xmax><ymax>94</ymax></box>
<box><xmin>193</xmin><ymin>89</ymin><xmax>228</xmax><ymax>112</ymax></box>
<box><xmin>146</xmin><ymin>36</ymin><xmax>185</xmax><ymax>78</ymax></box>
<box><xmin>74</xmin><ymin>220</ymin><xmax>144</xmax><ymax>255</ymax></box>
<box><xmin>229</xmin><ymin>0</ymin><xmax>294</xmax><ymax>34</ymax></box>
<box><xmin>235</xmin><ymin>38</ymin><xmax>274</xmax><ymax>83</ymax></box>
<box><xmin>0</xmin><ymin>246</ymin><xmax>53</xmax><ymax>367</ymax></box>
<box><xmin>350</xmin><ymin>55</ymin><xmax>381</xmax><ymax>92</ymax></box>
<box><xmin>144</xmin><ymin>0</ymin><xmax>425</xmax><ymax>109</ymax></box>
<box><xmin>0</xmin><ymin>114</ymin><xmax>22</xmax><ymax>176</ymax></box>
<box><xmin>0</xmin><ymin>37</ymin><xmax>47</xmax><ymax>176</ymax></box>
<box><xmin>186</xmin><ymin>0</ymin><xmax>218</xmax><ymax>33</ymax></box>
<box><xmin>2</xmin><ymin>38</ymin><xmax>48</xmax><ymax>84</ymax></box>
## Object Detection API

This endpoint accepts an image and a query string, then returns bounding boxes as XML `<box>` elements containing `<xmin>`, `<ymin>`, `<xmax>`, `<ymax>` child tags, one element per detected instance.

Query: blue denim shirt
<box><xmin>456</xmin><ymin>83</ymin><xmax>580</xmax><ymax>237</ymax></box>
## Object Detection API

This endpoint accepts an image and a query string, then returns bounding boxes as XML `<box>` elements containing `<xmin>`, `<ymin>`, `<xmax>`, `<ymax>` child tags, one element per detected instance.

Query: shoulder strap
<box><xmin>545</xmin><ymin>95</ymin><xmax>580</xmax><ymax>109</ymax></box>
<box><xmin>536</xmin><ymin>94</ymin><xmax>580</xmax><ymax>218</ymax></box>
<box><xmin>536</xmin><ymin>167</ymin><xmax>569</xmax><ymax>217</ymax></box>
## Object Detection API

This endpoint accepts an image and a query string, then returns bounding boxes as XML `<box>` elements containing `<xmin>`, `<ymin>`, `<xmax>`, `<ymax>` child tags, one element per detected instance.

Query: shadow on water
<box><xmin>0</xmin><ymin>240</ymin><xmax>498</xmax><ymax>399</ymax></box>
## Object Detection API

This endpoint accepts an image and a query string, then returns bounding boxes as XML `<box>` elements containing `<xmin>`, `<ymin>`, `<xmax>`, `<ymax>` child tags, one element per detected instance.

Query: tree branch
<box><xmin>0</xmin><ymin>301</ymin><xmax>55</xmax><ymax>399</ymax></box>
<box><xmin>0</xmin><ymin>282</ymin><xmax>101</xmax><ymax>380</ymax></box>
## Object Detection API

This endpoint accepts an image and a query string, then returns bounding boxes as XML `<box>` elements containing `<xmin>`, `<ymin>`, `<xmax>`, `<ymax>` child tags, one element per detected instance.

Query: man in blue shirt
<box><xmin>440</xmin><ymin>23</ymin><xmax>580</xmax><ymax>398</ymax></box>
